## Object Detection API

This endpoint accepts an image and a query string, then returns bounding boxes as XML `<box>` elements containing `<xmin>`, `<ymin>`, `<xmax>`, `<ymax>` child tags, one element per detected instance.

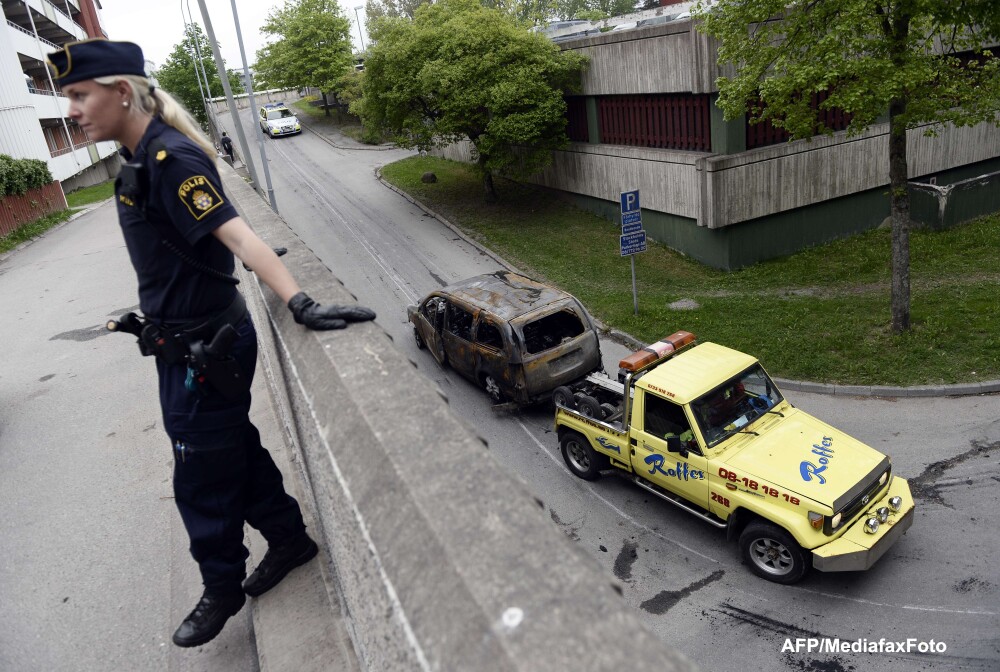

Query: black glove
<box><xmin>288</xmin><ymin>292</ymin><xmax>376</xmax><ymax>330</ymax></box>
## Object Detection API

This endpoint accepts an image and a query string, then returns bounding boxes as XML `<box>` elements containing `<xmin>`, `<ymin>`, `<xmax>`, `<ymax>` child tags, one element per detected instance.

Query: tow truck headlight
<box><xmin>877</xmin><ymin>507</ymin><xmax>889</xmax><ymax>523</ymax></box>
<box><xmin>808</xmin><ymin>511</ymin><xmax>824</xmax><ymax>529</ymax></box>
<box><xmin>830</xmin><ymin>512</ymin><xmax>843</xmax><ymax>529</ymax></box>
<box><xmin>888</xmin><ymin>496</ymin><xmax>902</xmax><ymax>512</ymax></box>
<box><xmin>879</xmin><ymin>470</ymin><xmax>888</xmax><ymax>486</ymax></box>
<box><xmin>864</xmin><ymin>517</ymin><xmax>880</xmax><ymax>534</ymax></box>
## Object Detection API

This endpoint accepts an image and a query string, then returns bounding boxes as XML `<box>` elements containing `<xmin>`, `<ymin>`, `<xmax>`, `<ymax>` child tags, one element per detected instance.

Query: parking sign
<box><xmin>620</xmin><ymin>190</ymin><xmax>640</xmax><ymax>214</ymax></box>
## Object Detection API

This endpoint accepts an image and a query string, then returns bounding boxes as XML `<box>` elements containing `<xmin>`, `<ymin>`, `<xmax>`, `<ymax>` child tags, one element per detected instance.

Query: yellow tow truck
<box><xmin>553</xmin><ymin>331</ymin><xmax>914</xmax><ymax>583</ymax></box>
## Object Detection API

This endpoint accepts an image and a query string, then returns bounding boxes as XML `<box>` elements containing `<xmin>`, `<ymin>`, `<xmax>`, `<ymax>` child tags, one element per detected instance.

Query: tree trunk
<box><xmin>888</xmin><ymin>98</ymin><xmax>910</xmax><ymax>334</ymax></box>
<box><xmin>483</xmin><ymin>171</ymin><xmax>497</xmax><ymax>203</ymax></box>
<box><xmin>322</xmin><ymin>91</ymin><xmax>330</xmax><ymax>117</ymax></box>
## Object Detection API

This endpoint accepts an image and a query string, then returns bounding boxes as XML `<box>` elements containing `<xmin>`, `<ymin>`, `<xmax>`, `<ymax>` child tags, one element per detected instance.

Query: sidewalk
<box><xmin>0</xmin><ymin>202</ymin><xmax>351</xmax><ymax>671</ymax></box>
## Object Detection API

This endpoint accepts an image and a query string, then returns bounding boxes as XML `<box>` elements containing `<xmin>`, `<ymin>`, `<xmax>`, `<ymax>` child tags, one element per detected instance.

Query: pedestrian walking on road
<box><xmin>220</xmin><ymin>131</ymin><xmax>235</xmax><ymax>163</ymax></box>
<box><xmin>48</xmin><ymin>39</ymin><xmax>376</xmax><ymax>649</ymax></box>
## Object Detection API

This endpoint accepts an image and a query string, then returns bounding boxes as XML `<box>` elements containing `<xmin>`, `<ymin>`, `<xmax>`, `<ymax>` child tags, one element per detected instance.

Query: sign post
<box><xmin>619</xmin><ymin>189</ymin><xmax>646</xmax><ymax>315</ymax></box>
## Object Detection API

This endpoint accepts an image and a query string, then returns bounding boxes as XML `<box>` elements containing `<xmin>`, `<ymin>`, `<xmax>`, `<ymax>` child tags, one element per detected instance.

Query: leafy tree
<box><xmin>552</xmin><ymin>0</ymin><xmax>635</xmax><ymax>21</ymax></box>
<box><xmin>364</xmin><ymin>0</ymin><xmax>429</xmax><ymax>23</ymax></box>
<box><xmin>254</xmin><ymin>0</ymin><xmax>354</xmax><ymax>113</ymax></box>
<box><xmin>700</xmin><ymin>1</ymin><xmax>1000</xmax><ymax>333</ymax></box>
<box><xmin>154</xmin><ymin>24</ymin><xmax>244</xmax><ymax>127</ymax></box>
<box><xmin>355</xmin><ymin>0</ymin><xmax>588</xmax><ymax>200</ymax></box>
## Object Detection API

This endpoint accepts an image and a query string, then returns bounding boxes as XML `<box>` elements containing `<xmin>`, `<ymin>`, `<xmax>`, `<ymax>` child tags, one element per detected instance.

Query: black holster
<box><xmin>187</xmin><ymin>324</ymin><xmax>250</xmax><ymax>400</ymax></box>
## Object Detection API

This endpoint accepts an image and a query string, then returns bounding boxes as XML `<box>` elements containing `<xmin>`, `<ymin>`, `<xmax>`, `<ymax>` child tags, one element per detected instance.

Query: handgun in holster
<box><xmin>186</xmin><ymin>324</ymin><xmax>250</xmax><ymax>400</ymax></box>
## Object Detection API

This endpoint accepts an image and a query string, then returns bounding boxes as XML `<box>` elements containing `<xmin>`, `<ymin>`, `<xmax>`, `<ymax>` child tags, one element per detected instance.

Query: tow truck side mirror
<box><xmin>666</xmin><ymin>436</ymin><xmax>688</xmax><ymax>458</ymax></box>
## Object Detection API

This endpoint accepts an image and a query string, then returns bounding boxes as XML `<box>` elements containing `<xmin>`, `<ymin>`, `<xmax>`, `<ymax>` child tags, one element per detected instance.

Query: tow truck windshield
<box><xmin>691</xmin><ymin>364</ymin><xmax>783</xmax><ymax>447</ymax></box>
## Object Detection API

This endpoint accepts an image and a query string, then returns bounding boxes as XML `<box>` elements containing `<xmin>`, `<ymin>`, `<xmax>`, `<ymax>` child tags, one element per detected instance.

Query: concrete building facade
<box><xmin>1</xmin><ymin>0</ymin><xmax>121</xmax><ymax>194</ymax></box>
<box><xmin>439</xmin><ymin>17</ymin><xmax>1000</xmax><ymax>269</ymax></box>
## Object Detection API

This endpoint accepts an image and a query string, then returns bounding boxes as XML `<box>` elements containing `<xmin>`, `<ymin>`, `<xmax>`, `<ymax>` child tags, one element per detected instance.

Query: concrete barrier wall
<box><xmin>218</xmin><ymin>168</ymin><xmax>698</xmax><ymax>672</ymax></box>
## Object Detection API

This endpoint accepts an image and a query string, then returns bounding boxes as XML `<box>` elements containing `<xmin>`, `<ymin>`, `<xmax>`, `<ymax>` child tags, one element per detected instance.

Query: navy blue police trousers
<box><xmin>156</xmin><ymin>314</ymin><xmax>306</xmax><ymax>594</ymax></box>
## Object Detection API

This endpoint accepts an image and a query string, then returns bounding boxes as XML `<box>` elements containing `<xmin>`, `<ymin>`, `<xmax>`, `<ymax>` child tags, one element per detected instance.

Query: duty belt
<box><xmin>107</xmin><ymin>293</ymin><xmax>251</xmax><ymax>399</ymax></box>
<box><xmin>160</xmin><ymin>293</ymin><xmax>247</xmax><ymax>343</ymax></box>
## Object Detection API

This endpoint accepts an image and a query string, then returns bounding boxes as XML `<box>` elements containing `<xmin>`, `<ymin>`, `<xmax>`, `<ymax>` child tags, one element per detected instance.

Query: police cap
<box><xmin>47</xmin><ymin>39</ymin><xmax>146</xmax><ymax>85</ymax></box>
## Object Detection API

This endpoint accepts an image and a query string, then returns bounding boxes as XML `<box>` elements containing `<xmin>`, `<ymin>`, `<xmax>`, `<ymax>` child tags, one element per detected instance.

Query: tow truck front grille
<box><xmin>825</xmin><ymin>456</ymin><xmax>891</xmax><ymax>535</ymax></box>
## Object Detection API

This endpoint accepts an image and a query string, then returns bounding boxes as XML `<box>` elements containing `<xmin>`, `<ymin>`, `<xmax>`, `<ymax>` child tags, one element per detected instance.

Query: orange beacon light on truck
<box><xmin>618</xmin><ymin>331</ymin><xmax>696</xmax><ymax>374</ymax></box>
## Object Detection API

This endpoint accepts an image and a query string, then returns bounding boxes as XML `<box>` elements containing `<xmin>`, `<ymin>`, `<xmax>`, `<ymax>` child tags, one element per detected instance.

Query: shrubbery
<box><xmin>0</xmin><ymin>154</ymin><xmax>53</xmax><ymax>197</ymax></box>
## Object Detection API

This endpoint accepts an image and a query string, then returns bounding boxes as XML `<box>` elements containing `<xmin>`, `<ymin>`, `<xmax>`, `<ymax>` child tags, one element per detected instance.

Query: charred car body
<box><xmin>407</xmin><ymin>272</ymin><xmax>602</xmax><ymax>404</ymax></box>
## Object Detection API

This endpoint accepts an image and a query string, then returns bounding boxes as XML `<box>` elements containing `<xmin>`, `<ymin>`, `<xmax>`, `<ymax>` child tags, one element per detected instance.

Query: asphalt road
<box><xmin>226</xmin><ymin>108</ymin><xmax>1000</xmax><ymax>671</ymax></box>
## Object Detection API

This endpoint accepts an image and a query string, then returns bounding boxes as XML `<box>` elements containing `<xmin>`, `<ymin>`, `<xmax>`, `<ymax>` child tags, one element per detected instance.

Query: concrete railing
<box><xmin>218</xmin><ymin>167</ymin><xmax>697</xmax><ymax>671</ymax></box>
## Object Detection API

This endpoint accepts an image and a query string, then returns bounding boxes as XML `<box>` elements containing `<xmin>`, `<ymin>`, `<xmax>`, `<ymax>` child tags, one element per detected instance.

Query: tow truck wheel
<box><xmin>560</xmin><ymin>431</ymin><xmax>608</xmax><ymax>481</ymax></box>
<box><xmin>413</xmin><ymin>327</ymin><xmax>426</xmax><ymax>350</ymax></box>
<box><xmin>739</xmin><ymin>521</ymin><xmax>809</xmax><ymax>584</ymax></box>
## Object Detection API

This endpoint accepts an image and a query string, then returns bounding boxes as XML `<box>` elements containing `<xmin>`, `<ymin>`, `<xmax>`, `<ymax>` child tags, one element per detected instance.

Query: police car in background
<box><xmin>258</xmin><ymin>103</ymin><xmax>301</xmax><ymax>138</ymax></box>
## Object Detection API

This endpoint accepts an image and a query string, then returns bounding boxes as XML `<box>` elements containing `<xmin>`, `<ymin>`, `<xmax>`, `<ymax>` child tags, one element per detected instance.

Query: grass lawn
<box><xmin>291</xmin><ymin>97</ymin><xmax>366</xmax><ymax>142</ymax></box>
<box><xmin>380</xmin><ymin>156</ymin><xmax>1000</xmax><ymax>387</ymax></box>
<box><xmin>66</xmin><ymin>180</ymin><xmax>115</xmax><ymax>208</ymax></box>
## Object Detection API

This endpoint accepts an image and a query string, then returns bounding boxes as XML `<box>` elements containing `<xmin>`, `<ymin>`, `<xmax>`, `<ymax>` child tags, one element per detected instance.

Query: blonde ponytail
<box><xmin>95</xmin><ymin>74</ymin><xmax>217</xmax><ymax>159</ymax></box>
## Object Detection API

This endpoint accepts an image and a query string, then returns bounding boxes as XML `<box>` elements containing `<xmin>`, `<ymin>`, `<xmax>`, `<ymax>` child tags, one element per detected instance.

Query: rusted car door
<box><xmin>441</xmin><ymin>300</ymin><xmax>477</xmax><ymax>381</ymax></box>
<box><xmin>413</xmin><ymin>296</ymin><xmax>447</xmax><ymax>365</ymax></box>
<box><xmin>473</xmin><ymin>317</ymin><xmax>517</xmax><ymax>403</ymax></box>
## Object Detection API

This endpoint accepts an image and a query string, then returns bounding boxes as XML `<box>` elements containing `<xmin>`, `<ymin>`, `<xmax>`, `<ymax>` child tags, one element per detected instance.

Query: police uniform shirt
<box><xmin>116</xmin><ymin>118</ymin><xmax>239</xmax><ymax>322</ymax></box>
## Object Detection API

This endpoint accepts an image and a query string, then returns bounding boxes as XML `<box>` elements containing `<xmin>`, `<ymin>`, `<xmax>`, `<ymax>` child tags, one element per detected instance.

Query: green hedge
<box><xmin>0</xmin><ymin>154</ymin><xmax>54</xmax><ymax>197</ymax></box>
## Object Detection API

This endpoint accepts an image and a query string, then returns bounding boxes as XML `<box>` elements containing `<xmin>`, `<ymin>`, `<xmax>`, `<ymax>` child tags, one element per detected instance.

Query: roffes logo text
<box><xmin>645</xmin><ymin>455</ymin><xmax>705</xmax><ymax>481</ymax></box>
<box><xmin>800</xmin><ymin>437</ymin><xmax>834</xmax><ymax>484</ymax></box>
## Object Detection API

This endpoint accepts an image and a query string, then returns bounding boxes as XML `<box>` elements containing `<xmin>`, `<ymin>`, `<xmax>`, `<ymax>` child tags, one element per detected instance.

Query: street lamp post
<box><xmin>354</xmin><ymin>5</ymin><xmax>366</xmax><ymax>52</ymax></box>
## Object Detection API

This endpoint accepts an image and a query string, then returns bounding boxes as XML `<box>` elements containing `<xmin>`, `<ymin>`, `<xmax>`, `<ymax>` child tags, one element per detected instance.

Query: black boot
<box><xmin>172</xmin><ymin>590</ymin><xmax>246</xmax><ymax>648</ymax></box>
<box><xmin>243</xmin><ymin>534</ymin><xmax>318</xmax><ymax>597</ymax></box>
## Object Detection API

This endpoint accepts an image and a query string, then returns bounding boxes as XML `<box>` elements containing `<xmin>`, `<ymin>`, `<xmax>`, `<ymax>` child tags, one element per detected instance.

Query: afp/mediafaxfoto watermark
<box><xmin>782</xmin><ymin>638</ymin><xmax>948</xmax><ymax>654</ymax></box>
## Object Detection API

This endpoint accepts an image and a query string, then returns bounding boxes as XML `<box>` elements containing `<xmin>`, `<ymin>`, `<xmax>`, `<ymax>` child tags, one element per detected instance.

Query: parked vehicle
<box><xmin>553</xmin><ymin>331</ymin><xmax>914</xmax><ymax>583</ymax></box>
<box><xmin>407</xmin><ymin>272</ymin><xmax>602</xmax><ymax>405</ymax></box>
<box><xmin>636</xmin><ymin>13</ymin><xmax>679</xmax><ymax>28</ymax></box>
<box><xmin>258</xmin><ymin>103</ymin><xmax>301</xmax><ymax>138</ymax></box>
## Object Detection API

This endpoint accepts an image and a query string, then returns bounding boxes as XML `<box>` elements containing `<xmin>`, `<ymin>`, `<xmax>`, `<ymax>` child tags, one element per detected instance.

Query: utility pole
<box><xmin>185</xmin><ymin>0</ymin><xmax>214</xmax><ymax>101</ymax></box>
<box><xmin>354</xmin><ymin>6</ymin><xmax>366</xmax><ymax>51</ymax></box>
<box><xmin>228</xmin><ymin>0</ymin><xmax>277</xmax><ymax>213</ymax></box>
<box><xmin>179</xmin><ymin>3</ymin><xmax>208</xmax><ymax>122</ymax></box>
<box><xmin>195</xmin><ymin>0</ymin><xmax>269</xmax><ymax>207</ymax></box>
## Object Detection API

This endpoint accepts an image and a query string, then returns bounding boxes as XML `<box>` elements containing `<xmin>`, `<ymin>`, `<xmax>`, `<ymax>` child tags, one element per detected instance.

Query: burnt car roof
<box><xmin>438</xmin><ymin>271</ymin><xmax>577</xmax><ymax>321</ymax></box>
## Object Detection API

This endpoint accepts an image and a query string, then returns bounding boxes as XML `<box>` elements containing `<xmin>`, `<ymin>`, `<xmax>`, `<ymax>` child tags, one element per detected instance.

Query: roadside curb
<box><xmin>372</xmin><ymin>170</ymin><xmax>999</xmax><ymax>399</ymax></box>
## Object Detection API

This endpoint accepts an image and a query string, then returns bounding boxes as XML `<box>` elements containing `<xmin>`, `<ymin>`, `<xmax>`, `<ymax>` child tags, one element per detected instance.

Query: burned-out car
<box><xmin>407</xmin><ymin>272</ymin><xmax>602</xmax><ymax>405</ymax></box>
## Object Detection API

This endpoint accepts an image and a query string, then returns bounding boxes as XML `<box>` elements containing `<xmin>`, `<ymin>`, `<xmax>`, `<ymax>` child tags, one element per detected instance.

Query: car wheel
<box><xmin>483</xmin><ymin>374</ymin><xmax>504</xmax><ymax>404</ymax></box>
<box><xmin>560</xmin><ymin>431</ymin><xmax>608</xmax><ymax>481</ymax></box>
<box><xmin>599</xmin><ymin>402</ymin><xmax>619</xmax><ymax>420</ymax></box>
<box><xmin>413</xmin><ymin>327</ymin><xmax>426</xmax><ymax>350</ymax></box>
<box><xmin>576</xmin><ymin>394</ymin><xmax>602</xmax><ymax>419</ymax></box>
<box><xmin>552</xmin><ymin>386</ymin><xmax>574</xmax><ymax>409</ymax></box>
<box><xmin>739</xmin><ymin>521</ymin><xmax>810</xmax><ymax>584</ymax></box>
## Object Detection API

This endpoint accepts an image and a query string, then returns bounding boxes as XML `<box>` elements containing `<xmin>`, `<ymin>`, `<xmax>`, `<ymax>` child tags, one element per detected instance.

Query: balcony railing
<box><xmin>47</xmin><ymin>0</ymin><xmax>72</xmax><ymax>22</ymax></box>
<box><xmin>7</xmin><ymin>19</ymin><xmax>59</xmax><ymax>48</ymax></box>
<box><xmin>28</xmin><ymin>84</ymin><xmax>64</xmax><ymax>97</ymax></box>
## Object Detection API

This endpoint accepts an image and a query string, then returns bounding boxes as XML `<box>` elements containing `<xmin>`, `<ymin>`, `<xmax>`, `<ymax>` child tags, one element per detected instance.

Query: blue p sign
<box><xmin>620</xmin><ymin>190</ymin><xmax>640</xmax><ymax>214</ymax></box>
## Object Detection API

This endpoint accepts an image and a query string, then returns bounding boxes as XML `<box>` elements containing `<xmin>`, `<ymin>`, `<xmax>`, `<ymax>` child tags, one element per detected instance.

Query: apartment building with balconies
<box><xmin>1</xmin><ymin>0</ymin><xmax>121</xmax><ymax>193</ymax></box>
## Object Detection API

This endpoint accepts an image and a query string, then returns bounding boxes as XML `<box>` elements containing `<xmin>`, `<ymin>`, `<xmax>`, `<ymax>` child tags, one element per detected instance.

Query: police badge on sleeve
<box><xmin>178</xmin><ymin>175</ymin><xmax>224</xmax><ymax>220</ymax></box>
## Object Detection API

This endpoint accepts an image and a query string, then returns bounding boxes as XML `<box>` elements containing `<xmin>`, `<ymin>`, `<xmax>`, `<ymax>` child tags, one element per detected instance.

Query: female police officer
<box><xmin>48</xmin><ymin>39</ymin><xmax>376</xmax><ymax>648</ymax></box>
